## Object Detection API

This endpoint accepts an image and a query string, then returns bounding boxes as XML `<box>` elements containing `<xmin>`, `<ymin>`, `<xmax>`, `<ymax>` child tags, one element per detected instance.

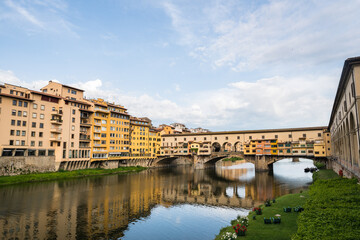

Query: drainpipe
<box><xmin>351</xmin><ymin>68</ymin><xmax>360</xmax><ymax>166</ymax></box>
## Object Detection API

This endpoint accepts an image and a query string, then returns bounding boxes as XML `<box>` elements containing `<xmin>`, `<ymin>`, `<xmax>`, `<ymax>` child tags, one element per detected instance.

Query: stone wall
<box><xmin>0</xmin><ymin>156</ymin><xmax>56</xmax><ymax>176</ymax></box>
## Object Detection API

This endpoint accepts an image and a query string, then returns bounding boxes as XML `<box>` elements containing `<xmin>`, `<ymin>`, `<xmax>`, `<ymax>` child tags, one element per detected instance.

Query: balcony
<box><xmin>94</xmin><ymin>107</ymin><xmax>109</xmax><ymax>113</ymax></box>
<box><xmin>80</xmin><ymin>120</ymin><xmax>91</xmax><ymax>127</ymax></box>
<box><xmin>94</xmin><ymin>122</ymin><xmax>101</xmax><ymax>126</ymax></box>
<box><xmin>93</xmin><ymin>136</ymin><xmax>101</xmax><ymax>140</ymax></box>
<box><xmin>80</xmin><ymin>135</ymin><xmax>91</xmax><ymax>142</ymax></box>
<box><xmin>94</xmin><ymin>129</ymin><xmax>101</xmax><ymax>133</ymax></box>
<box><xmin>51</xmin><ymin>109</ymin><xmax>63</xmax><ymax>116</ymax></box>
<box><xmin>50</xmin><ymin>136</ymin><xmax>62</xmax><ymax>142</ymax></box>
<box><xmin>81</xmin><ymin>113</ymin><xmax>90</xmax><ymax>119</ymax></box>
<box><xmin>51</xmin><ymin>118</ymin><xmax>63</xmax><ymax>124</ymax></box>
<box><xmin>50</xmin><ymin>127</ymin><xmax>62</xmax><ymax>133</ymax></box>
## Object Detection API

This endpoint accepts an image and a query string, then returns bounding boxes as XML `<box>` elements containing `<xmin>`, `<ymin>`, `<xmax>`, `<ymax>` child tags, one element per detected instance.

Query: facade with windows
<box><xmin>329</xmin><ymin>57</ymin><xmax>360</xmax><ymax>178</ymax></box>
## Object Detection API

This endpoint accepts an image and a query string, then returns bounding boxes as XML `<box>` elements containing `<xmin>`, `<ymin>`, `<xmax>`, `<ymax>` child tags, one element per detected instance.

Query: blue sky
<box><xmin>1</xmin><ymin>0</ymin><xmax>360</xmax><ymax>131</ymax></box>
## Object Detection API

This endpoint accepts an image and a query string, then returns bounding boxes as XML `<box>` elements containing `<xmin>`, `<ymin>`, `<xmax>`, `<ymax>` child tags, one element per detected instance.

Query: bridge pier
<box><xmin>254</xmin><ymin>155</ymin><xmax>272</xmax><ymax>172</ymax></box>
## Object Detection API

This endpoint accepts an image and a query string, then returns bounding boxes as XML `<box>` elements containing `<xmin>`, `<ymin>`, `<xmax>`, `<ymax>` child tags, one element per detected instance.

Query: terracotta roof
<box><xmin>64</xmin><ymin>98</ymin><xmax>92</xmax><ymax>106</ymax></box>
<box><xmin>0</xmin><ymin>93</ymin><xmax>34</xmax><ymax>101</ymax></box>
<box><xmin>162</xmin><ymin>126</ymin><xmax>328</xmax><ymax>137</ymax></box>
<box><xmin>30</xmin><ymin>90</ymin><xmax>63</xmax><ymax>99</ymax></box>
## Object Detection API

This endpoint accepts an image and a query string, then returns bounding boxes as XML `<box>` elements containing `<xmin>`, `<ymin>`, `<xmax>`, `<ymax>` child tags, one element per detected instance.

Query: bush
<box><xmin>292</xmin><ymin>178</ymin><xmax>360</xmax><ymax>240</ymax></box>
<box><xmin>314</xmin><ymin>161</ymin><xmax>326</xmax><ymax>169</ymax></box>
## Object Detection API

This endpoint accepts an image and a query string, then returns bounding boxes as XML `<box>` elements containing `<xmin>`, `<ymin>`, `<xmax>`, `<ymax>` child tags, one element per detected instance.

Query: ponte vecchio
<box><xmin>158</xmin><ymin>126</ymin><xmax>331</xmax><ymax>170</ymax></box>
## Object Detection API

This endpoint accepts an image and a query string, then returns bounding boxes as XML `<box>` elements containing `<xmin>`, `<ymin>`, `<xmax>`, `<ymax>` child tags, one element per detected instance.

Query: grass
<box><xmin>293</xmin><ymin>177</ymin><xmax>360</xmax><ymax>240</ymax></box>
<box><xmin>0</xmin><ymin>166</ymin><xmax>146</xmax><ymax>186</ymax></box>
<box><xmin>216</xmin><ymin>192</ymin><xmax>308</xmax><ymax>240</ymax></box>
<box><xmin>215</xmin><ymin>169</ymin><xmax>341</xmax><ymax>240</ymax></box>
<box><xmin>222</xmin><ymin>157</ymin><xmax>244</xmax><ymax>162</ymax></box>
<box><xmin>312</xmin><ymin>169</ymin><xmax>339</xmax><ymax>181</ymax></box>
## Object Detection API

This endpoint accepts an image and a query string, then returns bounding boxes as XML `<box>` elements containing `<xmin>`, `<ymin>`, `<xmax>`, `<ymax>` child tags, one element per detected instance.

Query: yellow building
<box><xmin>149</xmin><ymin>128</ymin><xmax>161</xmax><ymax>158</ymax></box>
<box><xmin>314</xmin><ymin>141</ymin><xmax>326</xmax><ymax>157</ymax></box>
<box><xmin>90</xmin><ymin>99</ymin><xmax>130</xmax><ymax>162</ymax></box>
<box><xmin>130</xmin><ymin>117</ymin><xmax>151</xmax><ymax>159</ymax></box>
<box><xmin>270</xmin><ymin>139</ymin><xmax>278</xmax><ymax>155</ymax></box>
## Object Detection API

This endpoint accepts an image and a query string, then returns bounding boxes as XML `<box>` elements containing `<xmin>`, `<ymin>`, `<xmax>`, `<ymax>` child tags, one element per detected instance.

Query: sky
<box><xmin>1</xmin><ymin>0</ymin><xmax>360</xmax><ymax>131</ymax></box>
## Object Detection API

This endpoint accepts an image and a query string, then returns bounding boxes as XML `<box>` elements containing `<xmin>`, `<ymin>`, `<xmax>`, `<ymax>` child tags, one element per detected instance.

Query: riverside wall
<box><xmin>0</xmin><ymin>156</ymin><xmax>56</xmax><ymax>176</ymax></box>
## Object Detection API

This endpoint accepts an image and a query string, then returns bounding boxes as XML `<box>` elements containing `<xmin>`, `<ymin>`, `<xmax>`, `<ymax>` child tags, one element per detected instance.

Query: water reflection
<box><xmin>0</xmin><ymin>159</ymin><xmax>313</xmax><ymax>239</ymax></box>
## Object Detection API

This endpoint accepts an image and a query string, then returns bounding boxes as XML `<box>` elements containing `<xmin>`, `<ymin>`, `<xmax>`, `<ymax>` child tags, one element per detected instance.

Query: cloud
<box><xmin>2</xmin><ymin>0</ymin><xmax>77</xmax><ymax>37</ymax></box>
<box><xmin>0</xmin><ymin>70</ymin><xmax>337</xmax><ymax>131</ymax></box>
<box><xmin>162</xmin><ymin>0</ymin><xmax>360</xmax><ymax>72</ymax></box>
<box><xmin>66</xmin><ymin>74</ymin><xmax>337</xmax><ymax>130</ymax></box>
<box><xmin>0</xmin><ymin>69</ymin><xmax>50</xmax><ymax>90</ymax></box>
<box><xmin>5</xmin><ymin>0</ymin><xmax>44</xmax><ymax>28</ymax></box>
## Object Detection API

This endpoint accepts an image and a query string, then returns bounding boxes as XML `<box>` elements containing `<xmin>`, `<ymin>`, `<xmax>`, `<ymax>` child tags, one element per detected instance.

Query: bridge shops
<box><xmin>160</xmin><ymin>126</ymin><xmax>331</xmax><ymax>159</ymax></box>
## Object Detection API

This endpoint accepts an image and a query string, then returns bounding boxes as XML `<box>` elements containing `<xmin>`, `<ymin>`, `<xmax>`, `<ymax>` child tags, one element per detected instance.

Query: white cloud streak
<box><xmin>162</xmin><ymin>0</ymin><xmax>360</xmax><ymax>71</ymax></box>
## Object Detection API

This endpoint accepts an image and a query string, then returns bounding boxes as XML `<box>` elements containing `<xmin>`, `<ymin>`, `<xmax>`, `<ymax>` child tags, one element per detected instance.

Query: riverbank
<box><xmin>215</xmin><ymin>169</ymin><xmax>345</xmax><ymax>240</ymax></box>
<box><xmin>0</xmin><ymin>166</ymin><xmax>147</xmax><ymax>186</ymax></box>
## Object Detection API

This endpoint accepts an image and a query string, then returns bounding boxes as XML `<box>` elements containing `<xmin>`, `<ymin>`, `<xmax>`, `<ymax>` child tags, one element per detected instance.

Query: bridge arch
<box><xmin>223</xmin><ymin>142</ymin><xmax>232</xmax><ymax>152</ymax></box>
<box><xmin>234</xmin><ymin>141</ymin><xmax>241</xmax><ymax>152</ymax></box>
<box><xmin>212</xmin><ymin>142</ymin><xmax>221</xmax><ymax>152</ymax></box>
<box><xmin>349</xmin><ymin>112</ymin><xmax>359</xmax><ymax>166</ymax></box>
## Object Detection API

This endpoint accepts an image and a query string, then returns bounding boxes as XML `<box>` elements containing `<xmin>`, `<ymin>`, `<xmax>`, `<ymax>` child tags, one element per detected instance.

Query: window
<box><xmin>15</xmin><ymin>140</ymin><xmax>20</xmax><ymax>146</ymax></box>
<box><xmin>71</xmin><ymin>142</ymin><xmax>74</xmax><ymax>147</ymax></box>
<box><xmin>318</xmin><ymin>133</ymin><xmax>322</xmax><ymax>137</ymax></box>
<box><xmin>31</xmin><ymin>131</ymin><xmax>35</xmax><ymax>137</ymax></box>
<box><xmin>71</xmin><ymin>134</ymin><xmax>74</xmax><ymax>139</ymax></box>
<box><xmin>39</xmin><ymin>141</ymin><xmax>43</xmax><ymax>147</ymax></box>
<box><xmin>30</xmin><ymin>141</ymin><xmax>35</xmax><ymax>147</ymax></box>
<box><xmin>32</xmin><ymin>122</ymin><xmax>36</xmax><ymax>128</ymax></box>
<box><xmin>32</xmin><ymin>113</ymin><xmax>37</xmax><ymax>118</ymax></box>
<box><xmin>17</xmin><ymin>111</ymin><xmax>22</xmax><ymax>117</ymax></box>
<box><xmin>289</xmin><ymin>134</ymin><xmax>292</xmax><ymax>138</ymax></box>
<box><xmin>22</xmin><ymin>131</ymin><xmax>26</xmax><ymax>136</ymax></box>
<box><xmin>23</xmin><ymin>111</ymin><xmax>27</xmax><ymax>117</ymax></box>
<box><xmin>18</xmin><ymin>101</ymin><xmax>22</xmax><ymax>107</ymax></box>
<box><xmin>303</xmin><ymin>134</ymin><xmax>306</xmax><ymax>138</ymax></box>
<box><xmin>72</xmin><ymin>109</ymin><xmax>75</xmax><ymax>114</ymax></box>
<box><xmin>39</xmin><ymin>123</ymin><xmax>44</xmax><ymax>128</ymax></box>
<box><xmin>40</xmin><ymin>114</ymin><xmax>44</xmax><ymax>119</ymax></box>
<box><xmin>17</xmin><ymin>120</ymin><xmax>21</xmax><ymax>126</ymax></box>
<box><xmin>39</xmin><ymin>132</ymin><xmax>43</xmax><ymax>137</ymax></box>
<box><xmin>40</xmin><ymin>105</ymin><xmax>45</xmax><ymax>110</ymax></box>
<box><xmin>194</xmin><ymin>137</ymin><xmax>197</xmax><ymax>140</ymax></box>
<box><xmin>237</xmin><ymin>136</ymin><xmax>240</xmax><ymax>139</ymax></box>
<box><xmin>11</xmin><ymin>119</ymin><xmax>15</xmax><ymax>125</ymax></box>
<box><xmin>72</xmin><ymin>125</ymin><xmax>75</xmax><ymax>131</ymax></box>
<box><xmin>13</xmin><ymin>100</ymin><xmax>17</xmax><ymax>106</ymax></box>
<box><xmin>21</xmin><ymin>140</ymin><xmax>25</xmax><ymax>146</ymax></box>
<box><xmin>9</xmin><ymin>140</ymin><xmax>14</xmax><ymax>145</ymax></box>
<box><xmin>12</xmin><ymin>110</ymin><xmax>16</xmax><ymax>116</ymax></box>
<box><xmin>214</xmin><ymin>137</ymin><xmax>217</xmax><ymax>140</ymax></box>
<box><xmin>24</xmin><ymin>102</ymin><xmax>28</xmax><ymax>107</ymax></box>
<box><xmin>204</xmin><ymin>137</ymin><xmax>207</xmax><ymax>140</ymax></box>
<box><xmin>225</xmin><ymin>137</ymin><xmax>228</xmax><ymax>140</ymax></box>
<box><xmin>10</xmin><ymin>130</ymin><xmax>14</xmax><ymax>135</ymax></box>
<box><xmin>33</xmin><ymin>103</ymin><xmax>37</xmax><ymax>109</ymax></box>
<box><xmin>275</xmin><ymin>135</ymin><xmax>278</xmax><ymax>139</ymax></box>
<box><xmin>249</xmin><ymin>136</ymin><xmax>252</xmax><ymax>140</ymax></box>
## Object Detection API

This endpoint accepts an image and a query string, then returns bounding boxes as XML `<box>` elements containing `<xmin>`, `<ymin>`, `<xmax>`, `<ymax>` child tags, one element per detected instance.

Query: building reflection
<box><xmin>0</xmin><ymin>164</ymin><xmax>310</xmax><ymax>239</ymax></box>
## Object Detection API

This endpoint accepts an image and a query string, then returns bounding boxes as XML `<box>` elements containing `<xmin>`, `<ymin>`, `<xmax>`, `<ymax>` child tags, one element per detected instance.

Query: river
<box><xmin>0</xmin><ymin>158</ymin><xmax>315</xmax><ymax>239</ymax></box>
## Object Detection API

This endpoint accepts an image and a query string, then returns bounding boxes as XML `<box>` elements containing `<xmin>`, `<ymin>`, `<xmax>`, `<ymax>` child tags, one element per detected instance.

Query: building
<box><xmin>160</xmin><ymin>126</ymin><xmax>331</xmax><ymax>159</ymax></box>
<box><xmin>130</xmin><ymin>117</ymin><xmax>152</xmax><ymax>159</ymax></box>
<box><xmin>89</xmin><ymin>99</ymin><xmax>131</xmax><ymax>163</ymax></box>
<box><xmin>0</xmin><ymin>81</ymin><xmax>93</xmax><ymax>172</ymax></box>
<box><xmin>329</xmin><ymin>56</ymin><xmax>360</xmax><ymax>178</ymax></box>
<box><xmin>190</xmin><ymin>127</ymin><xmax>211</xmax><ymax>133</ymax></box>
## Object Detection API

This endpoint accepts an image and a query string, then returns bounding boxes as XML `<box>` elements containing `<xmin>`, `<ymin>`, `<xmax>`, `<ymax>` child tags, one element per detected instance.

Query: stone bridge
<box><xmin>151</xmin><ymin>151</ymin><xmax>322</xmax><ymax>171</ymax></box>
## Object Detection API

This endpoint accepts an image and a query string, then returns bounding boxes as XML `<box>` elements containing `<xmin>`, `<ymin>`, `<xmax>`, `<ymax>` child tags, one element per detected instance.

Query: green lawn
<box><xmin>312</xmin><ymin>169</ymin><xmax>339</xmax><ymax>181</ymax></box>
<box><xmin>215</xmin><ymin>169</ymin><xmax>341</xmax><ymax>240</ymax></box>
<box><xmin>293</xmin><ymin>177</ymin><xmax>360</xmax><ymax>240</ymax></box>
<box><xmin>216</xmin><ymin>192</ymin><xmax>308</xmax><ymax>240</ymax></box>
<box><xmin>0</xmin><ymin>166</ymin><xmax>146</xmax><ymax>186</ymax></box>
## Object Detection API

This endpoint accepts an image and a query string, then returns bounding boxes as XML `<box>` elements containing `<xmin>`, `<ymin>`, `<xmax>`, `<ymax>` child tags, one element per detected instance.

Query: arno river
<box><xmin>0</xmin><ymin>159</ymin><xmax>315</xmax><ymax>240</ymax></box>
